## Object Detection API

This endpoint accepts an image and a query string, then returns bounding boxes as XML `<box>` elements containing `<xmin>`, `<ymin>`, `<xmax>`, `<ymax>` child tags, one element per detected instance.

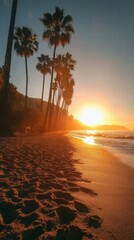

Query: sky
<box><xmin>0</xmin><ymin>0</ymin><xmax>134</xmax><ymax>129</ymax></box>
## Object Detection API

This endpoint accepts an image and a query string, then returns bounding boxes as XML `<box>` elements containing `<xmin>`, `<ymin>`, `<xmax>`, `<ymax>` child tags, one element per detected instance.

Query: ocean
<box><xmin>70</xmin><ymin>130</ymin><xmax>134</xmax><ymax>169</ymax></box>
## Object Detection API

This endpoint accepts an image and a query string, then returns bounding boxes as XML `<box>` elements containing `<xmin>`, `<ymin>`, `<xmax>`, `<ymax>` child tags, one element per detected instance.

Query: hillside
<box><xmin>16</xmin><ymin>91</ymin><xmax>47</xmax><ymax>112</ymax></box>
<box><xmin>66</xmin><ymin>118</ymin><xmax>129</xmax><ymax>131</ymax></box>
<box><xmin>9</xmin><ymin>85</ymin><xmax>128</xmax><ymax>131</ymax></box>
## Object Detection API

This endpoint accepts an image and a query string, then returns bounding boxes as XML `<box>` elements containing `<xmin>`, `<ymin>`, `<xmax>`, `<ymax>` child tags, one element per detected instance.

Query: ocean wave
<box><xmin>70</xmin><ymin>130</ymin><xmax>134</xmax><ymax>169</ymax></box>
<box><xmin>71</xmin><ymin>130</ymin><xmax>134</xmax><ymax>140</ymax></box>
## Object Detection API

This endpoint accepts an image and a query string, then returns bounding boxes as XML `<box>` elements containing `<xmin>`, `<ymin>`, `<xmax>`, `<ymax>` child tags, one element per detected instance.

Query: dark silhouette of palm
<box><xmin>14</xmin><ymin>27</ymin><xmax>39</xmax><ymax>112</ymax></box>
<box><xmin>40</xmin><ymin>6</ymin><xmax>74</xmax><ymax>129</ymax></box>
<box><xmin>50</xmin><ymin>53</ymin><xmax>76</xmax><ymax>129</ymax></box>
<box><xmin>62</xmin><ymin>52</ymin><xmax>76</xmax><ymax>71</ymax></box>
<box><xmin>63</xmin><ymin>78</ymin><xmax>75</xmax><ymax>110</ymax></box>
<box><xmin>36</xmin><ymin>54</ymin><xmax>51</xmax><ymax>112</ymax></box>
<box><xmin>0</xmin><ymin>0</ymin><xmax>18</xmax><ymax>136</ymax></box>
<box><xmin>54</xmin><ymin>53</ymin><xmax>76</xmax><ymax>108</ymax></box>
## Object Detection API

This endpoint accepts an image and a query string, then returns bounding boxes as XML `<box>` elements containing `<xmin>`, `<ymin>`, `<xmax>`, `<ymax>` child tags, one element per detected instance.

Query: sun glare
<box><xmin>83</xmin><ymin>136</ymin><xmax>95</xmax><ymax>145</ymax></box>
<box><xmin>79</xmin><ymin>107</ymin><xmax>104</xmax><ymax>126</ymax></box>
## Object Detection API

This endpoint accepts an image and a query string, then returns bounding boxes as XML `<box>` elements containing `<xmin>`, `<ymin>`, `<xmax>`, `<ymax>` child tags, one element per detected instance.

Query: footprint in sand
<box><xmin>36</xmin><ymin>192</ymin><xmax>52</xmax><ymax>200</ymax></box>
<box><xmin>21</xmin><ymin>200</ymin><xmax>39</xmax><ymax>214</ymax></box>
<box><xmin>53</xmin><ymin>191</ymin><xmax>74</xmax><ymax>201</ymax></box>
<box><xmin>46</xmin><ymin>219</ymin><xmax>56</xmax><ymax>232</ymax></box>
<box><xmin>6</xmin><ymin>189</ymin><xmax>21</xmax><ymax>203</ymax></box>
<box><xmin>18</xmin><ymin>189</ymin><xmax>29</xmax><ymax>198</ymax></box>
<box><xmin>22</xmin><ymin>225</ymin><xmax>44</xmax><ymax>240</ymax></box>
<box><xmin>0</xmin><ymin>201</ymin><xmax>18</xmax><ymax>224</ymax></box>
<box><xmin>56</xmin><ymin>225</ymin><xmax>93</xmax><ymax>240</ymax></box>
<box><xmin>56</xmin><ymin>205</ymin><xmax>76</xmax><ymax>224</ymax></box>
<box><xmin>52</xmin><ymin>198</ymin><xmax>69</xmax><ymax>205</ymax></box>
<box><xmin>80</xmin><ymin>186</ymin><xmax>97</xmax><ymax>196</ymax></box>
<box><xmin>74</xmin><ymin>201</ymin><xmax>89</xmax><ymax>213</ymax></box>
<box><xmin>69</xmin><ymin>187</ymin><xmax>80</xmax><ymax>192</ymax></box>
<box><xmin>85</xmin><ymin>214</ymin><xmax>103</xmax><ymax>228</ymax></box>
<box><xmin>19</xmin><ymin>212</ymin><xmax>39</xmax><ymax>227</ymax></box>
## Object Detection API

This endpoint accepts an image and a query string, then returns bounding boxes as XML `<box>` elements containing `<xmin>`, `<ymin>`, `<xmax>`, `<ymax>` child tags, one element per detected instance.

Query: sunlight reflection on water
<box><xmin>83</xmin><ymin>136</ymin><xmax>96</xmax><ymax>145</ymax></box>
<box><xmin>86</xmin><ymin>130</ymin><xmax>97</xmax><ymax>135</ymax></box>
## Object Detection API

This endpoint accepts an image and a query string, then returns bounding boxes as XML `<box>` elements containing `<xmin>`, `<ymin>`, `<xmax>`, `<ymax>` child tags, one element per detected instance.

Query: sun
<box><xmin>79</xmin><ymin>107</ymin><xmax>104</xmax><ymax>126</ymax></box>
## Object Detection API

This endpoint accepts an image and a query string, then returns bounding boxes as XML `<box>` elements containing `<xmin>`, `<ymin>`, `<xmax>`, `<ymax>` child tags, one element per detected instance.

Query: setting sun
<box><xmin>78</xmin><ymin>107</ymin><xmax>104</xmax><ymax>126</ymax></box>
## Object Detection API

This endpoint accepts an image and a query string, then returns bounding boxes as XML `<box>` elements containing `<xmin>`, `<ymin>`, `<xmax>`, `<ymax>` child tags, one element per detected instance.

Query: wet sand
<box><xmin>69</xmin><ymin>135</ymin><xmax>134</xmax><ymax>240</ymax></box>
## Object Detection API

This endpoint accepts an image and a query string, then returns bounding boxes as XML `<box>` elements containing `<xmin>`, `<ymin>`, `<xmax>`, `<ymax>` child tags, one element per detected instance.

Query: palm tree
<box><xmin>40</xmin><ymin>6</ymin><xmax>74</xmax><ymax>130</ymax></box>
<box><xmin>60</xmin><ymin>78</ymin><xmax>75</xmax><ymax>129</ymax></box>
<box><xmin>63</xmin><ymin>78</ymin><xmax>75</xmax><ymax>111</ymax></box>
<box><xmin>14</xmin><ymin>27</ymin><xmax>39</xmax><ymax>113</ymax></box>
<box><xmin>36</xmin><ymin>54</ymin><xmax>51</xmax><ymax>112</ymax></box>
<box><xmin>0</xmin><ymin>0</ymin><xmax>18</xmax><ymax>137</ymax></box>
<box><xmin>62</xmin><ymin>52</ymin><xmax>76</xmax><ymax>72</ymax></box>
<box><xmin>47</xmin><ymin>52</ymin><xmax>76</xmax><ymax>130</ymax></box>
<box><xmin>52</xmin><ymin>53</ymin><xmax>76</xmax><ymax>109</ymax></box>
<box><xmin>52</xmin><ymin>53</ymin><xmax>76</xmax><ymax>129</ymax></box>
<box><xmin>52</xmin><ymin>54</ymin><xmax>64</xmax><ymax>108</ymax></box>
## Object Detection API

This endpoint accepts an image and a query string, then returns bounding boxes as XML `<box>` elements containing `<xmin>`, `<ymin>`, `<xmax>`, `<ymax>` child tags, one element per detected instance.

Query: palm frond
<box><xmin>40</xmin><ymin>13</ymin><xmax>53</xmax><ymax>27</ymax></box>
<box><xmin>42</xmin><ymin>30</ymin><xmax>51</xmax><ymax>40</ymax></box>
<box><xmin>65</xmin><ymin>24</ymin><xmax>74</xmax><ymax>33</ymax></box>
<box><xmin>62</xmin><ymin>15</ymin><xmax>73</xmax><ymax>26</ymax></box>
<box><xmin>14</xmin><ymin>26</ymin><xmax>39</xmax><ymax>58</ymax></box>
<box><xmin>53</xmin><ymin>7</ymin><xmax>64</xmax><ymax>22</ymax></box>
<box><xmin>61</xmin><ymin>33</ymin><xmax>70</xmax><ymax>46</ymax></box>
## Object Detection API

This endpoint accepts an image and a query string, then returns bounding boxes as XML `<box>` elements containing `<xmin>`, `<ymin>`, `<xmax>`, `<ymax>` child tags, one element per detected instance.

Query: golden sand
<box><xmin>0</xmin><ymin>132</ymin><xmax>133</xmax><ymax>240</ymax></box>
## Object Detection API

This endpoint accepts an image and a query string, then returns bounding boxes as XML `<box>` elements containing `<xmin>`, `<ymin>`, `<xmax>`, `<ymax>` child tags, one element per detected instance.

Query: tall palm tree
<box><xmin>63</xmin><ymin>78</ymin><xmax>75</xmax><ymax>110</ymax></box>
<box><xmin>52</xmin><ymin>80</ymin><xmax>58</xmax><ymax>106</ymax></box>
<box><xmin>62</xmin><ymin>52</ymin><xmax>76</xmax><ymax>72</ymax></box>
<box><xmin>40</xmin><ymin>6</ymin><xmax>74</xmax><ymax>130</ymax></box>
<box><xmin>52</xmin><ymin>53</ymin><xmax>76</xmax><ymax>129</ymax></box>
<box><xmin>58</xmin><ymin>52</ymin><xmax>76</xmax><ymax>107</ymax></box>
<box><xmin>14</xmin><ymin>27</ymin><xmax>39</xmax><ymax>112</ymax></box>
<box><xmin>60</xmin><ymin>78</ymin><xmax>75</xmax><ymax>129</ymax></box>
<box><xmin>36</xmin><ymin>54</ymin><xmax>51</xmax><ymax>112</ymax></box>
<box><xmin>47</xmin><ymin>52</ymin><xmax>76</xmax><ymax>129</ymax></box>
<box><xmin>52</xmin><ymin>54</ymin><xmax>64</xmax><ymax>108</ymax></box>
<box><xmin>0</xmin><ymin>0</ymin><xmax>18</xmax><ymax>136</ymax></box>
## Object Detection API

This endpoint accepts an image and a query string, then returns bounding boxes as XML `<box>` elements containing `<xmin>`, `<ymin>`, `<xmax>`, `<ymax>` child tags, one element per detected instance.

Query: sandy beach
<box><xmin>0</xmin><ymin>132</ymin><xmax>133</xmax><ymax>240</ymax></box>
<box><xmin>69</xmin><ymin>134</ymin><xmax>134</xmax><ymax>240</ymax></box>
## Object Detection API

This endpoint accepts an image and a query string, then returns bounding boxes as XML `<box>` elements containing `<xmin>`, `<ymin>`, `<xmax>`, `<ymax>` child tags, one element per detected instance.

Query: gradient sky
<box><xmin>0</xmin><ymin>0</ymin><xmax>134</xmax><ymax>129</ymax></box>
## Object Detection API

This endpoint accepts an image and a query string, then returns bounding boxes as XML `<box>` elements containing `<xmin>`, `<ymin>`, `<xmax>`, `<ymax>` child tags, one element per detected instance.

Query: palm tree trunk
<box><xmin>49</xmin><ymin>44</ymin><xmax>56</xmax><ymax>105</ymax></box>
<box><xmin>55</xmin><ymin>88</ymin><xmax>63</xmax><ymax>130</ymax></box>
<box><xmin>43</xmin><ymin>44</ymin><xmax>56</xmax><ymax>131</ymax></box>
<box><xmin>56</xmin><ymin>88</ymin><xmax>62</xmax><ymax>108</ymax></box>
<box><xmin>52</xmin><ymin>90</ymin><xmax>56</xmax><ymax>106</ymax></box>
<box><xmin>50</xmin><ymin>89</ymin><xmax>57</xmax><ymax>130</ymax></box>
<box><xmin>58</xmin><ymin>99</ymin><xmax>65</xmax><ymax>129</ymax></box>
<box><xmin>24</xmin><ymin>56</ymin><xmax>28</xmax><ymax>111</ymax></box>
<box><xmin>41</xmin><ymin>74</ymin><xmax>45</xmax><ymax>112</ymax></box>
<box><xmin>0</xmin><ymin>0</ymin><xmax>18</xmax><ymax>136</ymax></box>
<box><xmin>60</xmin><ymin>103</ymin><xmax>68</xmax><ymax>130</ymax></box>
